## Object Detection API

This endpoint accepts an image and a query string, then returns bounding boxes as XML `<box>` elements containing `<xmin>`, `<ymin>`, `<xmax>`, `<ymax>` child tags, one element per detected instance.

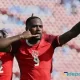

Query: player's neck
<box><xmin>26</xmin><ymin>38</ymin><xmax>40</xmax><ymax>46</ymax></box>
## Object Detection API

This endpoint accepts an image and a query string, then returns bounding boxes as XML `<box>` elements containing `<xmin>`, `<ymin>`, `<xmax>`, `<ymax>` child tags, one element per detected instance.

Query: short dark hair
<box><xmin>0</xmin><ymin>30</ymin><xmax>7</xmax><ymax>38</ymax></box>
<box><xmin>25</xmin><ymin>16</ymin><xmax>42</xmax><ymax>30</ymax></box>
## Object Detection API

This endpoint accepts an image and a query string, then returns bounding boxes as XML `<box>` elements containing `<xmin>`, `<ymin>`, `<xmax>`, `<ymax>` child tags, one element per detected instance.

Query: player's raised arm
<box><xmin>0</xmin><ymin>30</ymin><xmax>38</xmax><ymax>49</ymax></box>
<box><xmin>59</xmin><ymin>22</ymin><xmax>80</xmax><ymax>45</ymax></box>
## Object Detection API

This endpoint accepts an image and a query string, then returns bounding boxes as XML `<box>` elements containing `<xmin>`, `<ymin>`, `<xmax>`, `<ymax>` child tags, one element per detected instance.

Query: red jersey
<box><xmin>12</xmin><ymin>34</ymin><xmax>60</xmax><ymax>80</ymax></box>
<box><xmin>0</xmin><ymin>52</ymin><xmax>13</xmax><ymax>80</ymax></box>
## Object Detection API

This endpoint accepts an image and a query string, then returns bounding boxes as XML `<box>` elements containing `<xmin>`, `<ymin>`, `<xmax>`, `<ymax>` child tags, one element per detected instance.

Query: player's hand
<box><xmin>20</xmin><ymin>30</ymin><xmax>38</xmax><ymax>39</ymax></box>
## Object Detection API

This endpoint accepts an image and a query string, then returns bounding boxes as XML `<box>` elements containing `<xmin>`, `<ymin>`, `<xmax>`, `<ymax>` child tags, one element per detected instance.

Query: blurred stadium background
<box><xmin>0</xmin><ymin>0</ymin><xmax>80</xmax><ymax>80</ymax></box>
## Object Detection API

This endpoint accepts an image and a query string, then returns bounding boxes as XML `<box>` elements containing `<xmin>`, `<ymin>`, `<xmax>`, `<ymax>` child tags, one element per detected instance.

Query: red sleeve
<box><xmin>52</xmin><ymin>35</ymin><xmax>60</xmax><ymax>48</ymax></box>
<box><xmin>45</xmin><ymin>34</ymin><xmax>60</xmax><ymax>48</ymax></box>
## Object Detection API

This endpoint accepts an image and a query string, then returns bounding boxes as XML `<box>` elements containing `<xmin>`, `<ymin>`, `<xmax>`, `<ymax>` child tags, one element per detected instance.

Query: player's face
<box><xmin>0</xmin><ymin>32</ymin><xmax>3</xmax><ymax>38</ymax></box>
<box><xmin>29</xmin><ymin>18</ymin><xmax>43</xmax><ymax>40</ymax></box>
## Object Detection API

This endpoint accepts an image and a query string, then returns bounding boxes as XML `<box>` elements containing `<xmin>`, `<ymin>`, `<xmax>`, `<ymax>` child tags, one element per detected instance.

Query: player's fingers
<box><xmin>31</xmin><ymin>35</ymin><xmax>38</xmax><ymax>37</ymax></box>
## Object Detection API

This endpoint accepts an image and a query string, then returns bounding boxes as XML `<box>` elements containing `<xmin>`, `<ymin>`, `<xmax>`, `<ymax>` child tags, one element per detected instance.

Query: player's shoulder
<box><xmin>43</xmin><ymin>33</ymin><xmax>57</xmax><ymax>39</ymax></box>
<box><xmin>43</xmin><ymin>33</ymin><xmax>57</xmax><ymax>42</ymax></box>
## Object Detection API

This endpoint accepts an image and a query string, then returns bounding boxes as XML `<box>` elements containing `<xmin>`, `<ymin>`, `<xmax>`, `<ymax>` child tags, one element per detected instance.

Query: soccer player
<box><xmin>0</xmin><ymin>16</ymin><xmax>80</xmax><ymax>80</ymax></box>
<box><xmin>0</xmin><ymin>30</ymin><xmax>13</xmax><ymax>80</ymax></box>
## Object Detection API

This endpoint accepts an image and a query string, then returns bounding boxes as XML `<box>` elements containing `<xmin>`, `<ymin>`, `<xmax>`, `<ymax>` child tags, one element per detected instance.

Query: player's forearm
<box><xmin>0</xmin><ymin>34</ymin><xmax>21</xmax><ymax>48</ymax></box>
<box><xmin>59</xmin><ymin>22</ymin><xmax>80</xmax><ymax>45</ymax></box>
<box><xmin>0</xmin><ymin>30</ymin><xmax>38</xmax><ymax>48</ymax></box>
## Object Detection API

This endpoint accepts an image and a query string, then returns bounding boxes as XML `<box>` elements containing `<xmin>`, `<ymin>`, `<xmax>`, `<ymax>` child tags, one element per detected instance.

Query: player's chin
<box><xmin>36</xmin><ymin>35</ymin><xmax>42</xmax><ymax>40</ymax></box>
<box><xmin>36</xmin><ymin>36</ymin><xmax>41</xmax><ymax>40</ymax></box>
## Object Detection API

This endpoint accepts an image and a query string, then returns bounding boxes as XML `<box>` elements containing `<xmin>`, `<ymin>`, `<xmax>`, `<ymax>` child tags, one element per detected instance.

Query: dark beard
<box><xmin>28</xmin><ymin>37</ymin><xmax>41</xmax><ymax>45</ymax></box>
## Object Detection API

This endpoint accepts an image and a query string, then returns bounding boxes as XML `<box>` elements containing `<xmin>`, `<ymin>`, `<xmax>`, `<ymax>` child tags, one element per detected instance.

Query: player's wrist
<box><xmin>19</xmin><ymin>34</ymin><xmax>24</xmax><ymax>39</ymax></box>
